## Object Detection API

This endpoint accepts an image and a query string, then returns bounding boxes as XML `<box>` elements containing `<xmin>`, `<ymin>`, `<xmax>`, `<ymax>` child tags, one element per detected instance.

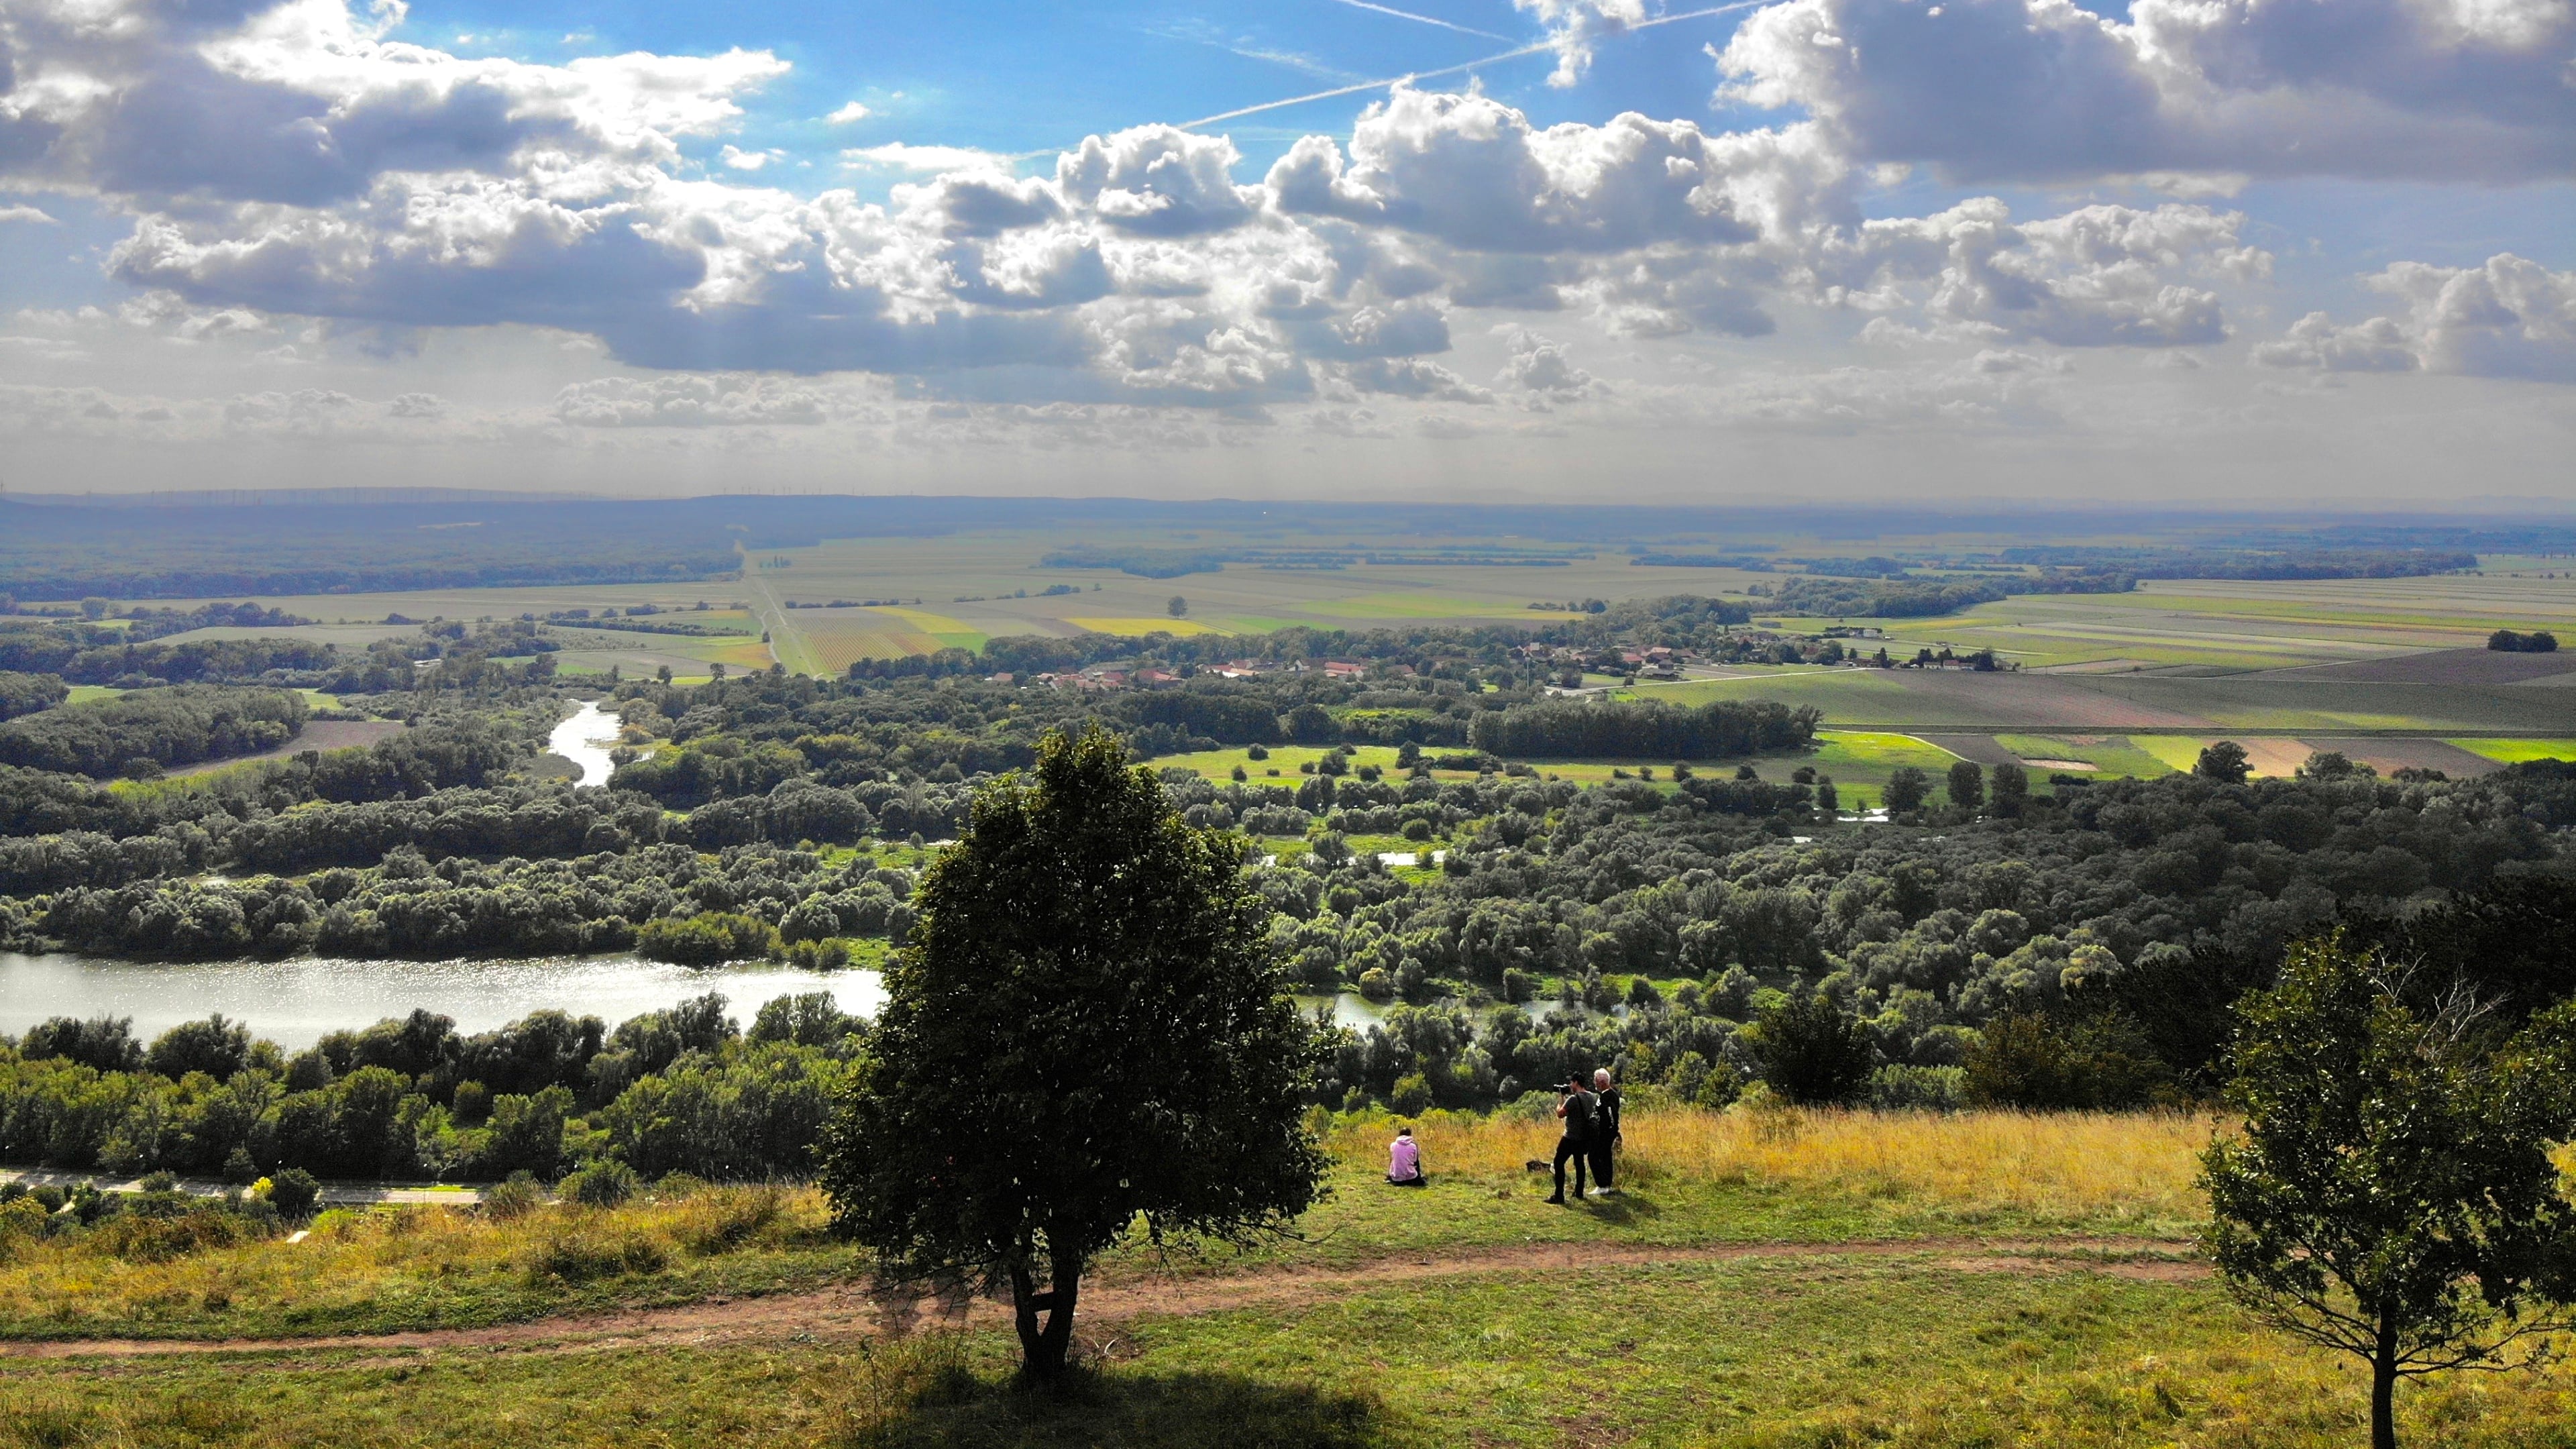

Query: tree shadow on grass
<box><xmin>840</xmin><ymin>1360</ymin><xmax>1389</xmax><ymax>1449</ymax></box>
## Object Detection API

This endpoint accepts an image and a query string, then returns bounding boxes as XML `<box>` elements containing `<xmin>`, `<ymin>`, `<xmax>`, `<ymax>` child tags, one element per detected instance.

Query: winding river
<box><xmin>546</xmin><ymin>700</ymin><xmax>623</xmax><ymax>788</ymax></box>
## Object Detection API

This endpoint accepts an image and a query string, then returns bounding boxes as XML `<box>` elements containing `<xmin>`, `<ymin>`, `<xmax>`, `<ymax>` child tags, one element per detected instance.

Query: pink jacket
<box><xmin>1389</xmin><ymin>1136</ymin><xmax>1420</xmax><ymax>1179</ymax></box>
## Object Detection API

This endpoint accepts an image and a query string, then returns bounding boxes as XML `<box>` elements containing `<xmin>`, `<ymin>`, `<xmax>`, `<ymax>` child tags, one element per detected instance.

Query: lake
<box><xmin>547</xmin><ymin>700</ymin><xmax>621</xmax><ymax>788</ymax></box>
<box><xmin>0</xmin><ymin>951</ymin><xmax>887</xmax><ymax>1049</ymax></box>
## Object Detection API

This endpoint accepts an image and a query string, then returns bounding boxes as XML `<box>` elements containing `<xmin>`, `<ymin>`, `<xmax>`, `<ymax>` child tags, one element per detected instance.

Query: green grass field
<box><xmin>9</xmin><ymin>1111</ymin><xmax>2572</xmax><ymax>1448</ymax></box>
<box><xmin>1993</xmin><ymin>735</ymin><xmax>2183</xmax><ymax>780</ymax></box>
<box><xmin>2448</xmin><ymin>738</ymin><xmax>2576</xmax><ymax>764</ymax></box>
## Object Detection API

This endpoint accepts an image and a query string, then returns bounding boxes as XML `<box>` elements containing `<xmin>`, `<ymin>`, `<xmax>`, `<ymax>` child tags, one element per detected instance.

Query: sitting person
<box><xmin>1386</xmin><ymin>1126</ymin><xmax>1427</xmax><ymax>1186</ymax></box>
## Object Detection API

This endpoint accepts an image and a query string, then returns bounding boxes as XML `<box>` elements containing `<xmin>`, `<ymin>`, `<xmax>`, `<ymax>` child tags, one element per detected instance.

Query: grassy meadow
<box><xmin>11</xmin><ymin>1107</ymin><xmax>2576</xmax><ymax>1447</ymax></box>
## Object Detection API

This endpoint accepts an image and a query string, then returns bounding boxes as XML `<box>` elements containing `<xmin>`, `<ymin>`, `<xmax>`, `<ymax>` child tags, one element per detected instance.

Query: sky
<box><xmin>0</xmin><ymin>0</ymin><xmax>2571</xmax><ymax>506</ymax></box>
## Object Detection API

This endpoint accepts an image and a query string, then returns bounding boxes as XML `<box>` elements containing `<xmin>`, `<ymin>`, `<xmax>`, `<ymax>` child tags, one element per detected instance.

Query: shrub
<box><xmin>1868</xmin><ymin>1065</ymin><xmax>1966</xmax><ymax>1112</ymax></box>
<box><xmin>263</xmin><ymin>1168</ymin><xmax>321</xmax><ymax>1218</ymax></box>
<box><xmin>90</xmin><ymin>1202</ymin><xmax>269</xmax><ymax>1263</ymax></box>
<box><xmin>561</xmin><ymin>1160</ymin><xmax>641</xmax><ymax>1208</ymax></box>
<box><xmin>481</xmin><ymin>1173</ymin><xmax>545</xmax><ymax>1221</ymax></box>
<box><xmin>1749</xmin><ymin>991</ymin><xmax>1876</xmax><ymax>1106</ymax></box>
<box><xmin>674</xmin><ymin>1184</ymin><xmax>788</xmax><ymax>1255</ymax></box>
<box><xmin>523</xmin><ymin>1228</ymin><xmax>667</xmax><ymax>1284</ymax></box>
<box><xmin>1963</xmin><ymin>1012</ymin><xmax>2170</xmax><ymax>1110</ymax></box>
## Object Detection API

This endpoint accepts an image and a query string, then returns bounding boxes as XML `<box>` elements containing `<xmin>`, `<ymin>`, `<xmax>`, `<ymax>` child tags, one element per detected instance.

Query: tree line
<box><xmin>1</xmin><ymin>991</ymin><xmax>858</xmax><ymax>1184</ymax></box>
<box><xmin>0</xmin><ymin>686</ymin><xmax>309</xmax><ymax>777</ymax></box>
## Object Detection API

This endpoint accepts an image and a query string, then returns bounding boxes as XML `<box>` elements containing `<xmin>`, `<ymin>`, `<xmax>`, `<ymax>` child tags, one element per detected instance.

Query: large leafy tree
<box><xmin>820</xmin><ymin>725</ymin><xmax>1328</xmax><ymax>1380</ymax></box>
<box><xmin>2202</xmin><ymin>936</ymin><xmax>2576</xmax><ymax>1449</ymax></box>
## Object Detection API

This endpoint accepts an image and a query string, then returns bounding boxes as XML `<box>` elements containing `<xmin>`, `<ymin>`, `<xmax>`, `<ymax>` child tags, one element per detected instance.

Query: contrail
<box><xmin>1322</xmin><ymin>0</ymin><xmax>1517</xmax><ymax>42</ymax></box>
<box><xmin>1175</xmin><ymin>1</ymin><xmax>1771</xmax><ymax>129</ymax></box>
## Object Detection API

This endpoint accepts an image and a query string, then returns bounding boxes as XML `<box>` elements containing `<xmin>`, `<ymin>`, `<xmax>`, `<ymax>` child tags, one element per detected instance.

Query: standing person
<box><xmin>1387</xmin><ymin>1126</ymin><xmax>1426</xmax><ymax>1186</ymax></box>
<box><xmin>1546</xmin><ymin>1071</ymin><xmax>1597</xmax><ymax>1205</ymax></box>
<box><xmin>1589</xmin><ymin>1067</ymin><xmax>1623</xmax><ymax>1195</ymax></box>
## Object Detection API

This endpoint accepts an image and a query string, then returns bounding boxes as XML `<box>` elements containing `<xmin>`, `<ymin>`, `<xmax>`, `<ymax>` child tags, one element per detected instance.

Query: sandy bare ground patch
<box><xmin>0</xmin><ymin>1238</ymin><xmax>2202</xmax><ymax>1362</ymax></box>
<box><xmin>166</xmin><ymin>720</ymin><xmax>407</xmax><ymax>778</ymax></box>
<box><xmin>2235</xmin><ymin>739</ymin><xmax>2316</xmax><ymax>777</ymax></box>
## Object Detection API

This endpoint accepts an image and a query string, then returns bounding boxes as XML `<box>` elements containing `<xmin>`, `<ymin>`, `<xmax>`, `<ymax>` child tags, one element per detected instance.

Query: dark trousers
<box><xmin>1589</xmin><ymin>1140</ymin><xmax>1615</xmax><ymax>1190</ymax></box>
<box><xmin>1552</xmin><ymin>1136</ymin><xmax>1590</xmax><ymax>1198</ymax></box>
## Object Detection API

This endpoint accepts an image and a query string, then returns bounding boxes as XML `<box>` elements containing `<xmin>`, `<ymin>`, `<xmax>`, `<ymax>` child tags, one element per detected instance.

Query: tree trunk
<box><xmin>2371</xmin><ymin>1322</ymin><xmax>2399</xmax><ymax>1449</ymax></box>
<box><xmin>1008</xmin><ymin>1253</ymin><xmax>1084</xmax><ymax>1381</ymax></box>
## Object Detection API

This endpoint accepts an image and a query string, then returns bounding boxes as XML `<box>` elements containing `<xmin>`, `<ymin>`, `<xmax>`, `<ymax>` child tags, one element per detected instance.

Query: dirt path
<box><xmin>0</xmin><ymin>1237</ymin><xmax>2201</xmax><ymax>1364</ymax></box>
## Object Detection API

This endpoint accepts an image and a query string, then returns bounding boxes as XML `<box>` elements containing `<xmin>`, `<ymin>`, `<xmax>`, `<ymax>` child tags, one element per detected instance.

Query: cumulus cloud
<box><xmin>1496</xmin><ymin>328</ymin><xmax>1595</xmax><ymax>393</ymax></box>
<box><xmin>1717</xmin><ymin>0</ymin><xmax>2576</xmax><ymax>183</ymax></box>
<box><xmin>0</xmin><ymin>204</ymin><xmax>58</xmax><ymax>224</ymax></box>
<box><xmin>1057</xmin><ymin>127</ymin><xmax>1258</xmax><ymax>237</ymax></box>
<box><xmin>1517</xmin><ymin>0</ymin><xmax>1646</xmax><ymax>87</ymax></box>
<box><xmin>0</xmin><ymin>0</ymin><xmax>787</xmax><ymax>205</ymax></box>
<box><xmin>1817</xmin><ymin>201</ymin><xmax>2260</xmax><ymax>348</ymax></box>
<box><xmin>2255</xmin><ymin>254</ymin><xmax>2576</xmax><ymax>381</ymax></box>
<box><xmin>822</xmin><ymin>101</ymin><xmax>871</xmax><ymax>124</ymax></box>
<box><xmin>1268</xmin><ymin>87</ymin><xmax>1845</xmax><ymax>254</ymax></box>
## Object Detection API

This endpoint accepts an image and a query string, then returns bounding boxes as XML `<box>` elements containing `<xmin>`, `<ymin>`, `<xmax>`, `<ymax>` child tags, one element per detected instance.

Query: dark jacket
<box><xmin>1558</xmin><ymin>1087</ymin><xmax>1599</xmax><ymax>1144</ymax></box>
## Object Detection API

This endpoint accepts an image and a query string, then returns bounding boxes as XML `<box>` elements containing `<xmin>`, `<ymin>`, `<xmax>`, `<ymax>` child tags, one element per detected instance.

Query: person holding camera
<box><xmin>1545</xmin><ymin>1071</ymin><xmax>1599</xmax><ymax>1204</ymax></box>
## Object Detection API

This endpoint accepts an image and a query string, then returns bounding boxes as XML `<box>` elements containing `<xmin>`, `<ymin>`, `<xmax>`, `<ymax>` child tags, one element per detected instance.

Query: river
<box><xmin>547</xmin><ymin>700</ymin><xmax>622</xmax><ymax>788</ymax></box>
<box><xmin>0</xmin><ymin>952</ymin><xmax>887</xmax><ymax>1050</ymax></box>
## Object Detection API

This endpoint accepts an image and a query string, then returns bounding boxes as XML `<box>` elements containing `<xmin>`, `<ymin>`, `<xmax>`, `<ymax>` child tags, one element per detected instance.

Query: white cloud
<box><xmin>2256</xmin><ymin>254</ymin><xmax>2576</xmax><ymax>381</ymax></box>
<box><xmin>719</xmin><ymin>145</ymin><xmax>774</xmax><ymax>171</ymax></box>
<box><xmin>551</xmin><ymin>374</ymin><xmax>832</xmax><ymax>426</ymax></box>
<box><xmin>1058</xmin><ymin>127</ymin><xmax>1258</xmax><ymax>237</ymax></box>
<box><xmin>841</xmin><ymin>143</ymin><xmax>1011</xmax><ymax>173</ymax></box>
<box><xmin>2253</xmin><ymin>313</ymin><xmax>2418</xmax><ymax>373</ymax></box>
<box><xmin>1497</xmin><ymin>328</ymin><xmax>1594</xmax><ymax>393</ymax></box>
<box><xmin>0</xmin><ymin>0</ymin><xmax>787</xmax><ymax>205</ymax></box>
<box><xmin>1515</xmin><ymin>0</ymin><xmax>1647</xmax><ymax>87</ymax></box>
<box><xmin>1817</xmin><ymin>200</ymin><xmax>2259</xmax><ymax>348</ymax></box>
<box><xmin>823</xmin><ymin>101</ymin><xmax>871</xmax><ymax>124</ymax></box>
<box><xmin>0</xmin><ymin>205</ymin><xmax>58</xmax><ymax>224</ymax></box>
<box><xmin>1717</xmin><ymin>0</ymin><xmax>2576</xmax><ymax>184</ymax></box>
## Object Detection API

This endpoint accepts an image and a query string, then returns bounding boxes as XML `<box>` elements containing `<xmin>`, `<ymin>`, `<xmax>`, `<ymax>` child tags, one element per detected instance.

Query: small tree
<box><xmin>1945</xmin><ymin>760</ymin><xmax>1984</xmax><ymax>813</ymax></box>
<box><xmin>820</xmin><ymin>726</ymin><xmax>1327</xmax><ymax>1380</ymax></box>
<box><xmin>2202</xmin><ymin>937</ymin><xmax>2576</xmax><ymax>1449</ymax></box>
<box><xmin>2196</xmin><ymin>740</ymin><xmax>2251</xmax><ymax>784</ymax></box>
<box><xmin>1883</xmin><ymin>766</ymin><xmax>1929</xmax><ymax>814</ymax></box>
<box><xmin>1988</xmin><ymin>762</ymin><xmax>2028</xmax><ymax>818</ymax></box>
<box><xmin>1167</xmin><ymin>595</ymin><xmax>1189</xmax><ymax>619</ymax></box>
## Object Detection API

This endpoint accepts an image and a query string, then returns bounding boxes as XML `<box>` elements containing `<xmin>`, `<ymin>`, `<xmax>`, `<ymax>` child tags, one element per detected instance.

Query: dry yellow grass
<box><xmin>0</xmin><ymin>1185</ymin><xmax>843</xmax><ymax>1337</ymax></box>
<box><xmin>1324</xmin><ymin>1104</ymin><xmax>2218</xmax><ymax>1224</ymax></box>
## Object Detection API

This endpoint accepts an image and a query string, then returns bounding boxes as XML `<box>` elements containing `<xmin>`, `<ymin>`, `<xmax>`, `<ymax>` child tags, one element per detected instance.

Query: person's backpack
<box><xmin>1564</xmin><ymin>1088</ymin><xmax>1598</xmax><ymax>1141</ymax></box>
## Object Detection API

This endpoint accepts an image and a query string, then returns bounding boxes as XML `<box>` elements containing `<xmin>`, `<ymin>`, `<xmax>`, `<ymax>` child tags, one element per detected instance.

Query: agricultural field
<box><xmin>1147</xmin><ymin>730</ymin><xmax>1966</xmax><ymax>801</ymax></box>
<box><xmin>26</xmin><ymin>517</ymin><xmax>2575</xmax><ymax>759</ymax></box>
